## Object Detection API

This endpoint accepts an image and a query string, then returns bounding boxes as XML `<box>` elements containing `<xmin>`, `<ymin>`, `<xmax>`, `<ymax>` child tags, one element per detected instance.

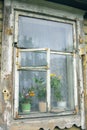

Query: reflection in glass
<box><xmin>18</xmin><ymin>16</ymin><xmax>73</xmax><ymax>51</ymax></box>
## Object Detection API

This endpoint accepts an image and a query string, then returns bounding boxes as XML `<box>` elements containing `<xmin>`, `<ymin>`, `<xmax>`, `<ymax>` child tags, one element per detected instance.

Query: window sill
<box><xmin>15</xmin><ymin>109</ymin><xmax>77</xmax><ymax>119</ymax></box>
<box><xmin>13</xmin><ymin>114</ymin><xmax>81</xmax><ymax>130</ymax></box>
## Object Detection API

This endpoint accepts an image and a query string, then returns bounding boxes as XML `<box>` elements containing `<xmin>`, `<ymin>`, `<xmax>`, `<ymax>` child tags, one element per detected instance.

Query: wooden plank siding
<box><xmin>0</xmin><ymin>0</ymin><xmax>3</xmax><ymax>129</ymax></box>
<box><xmin>0</xmin><ymin>0</ymin><xmax>3</xmax><ymax>77</ymax></box>
<box><xmin>83</xmin><ymin>18</ymin><xmax>87</xmax><ymax>130</ymax></box>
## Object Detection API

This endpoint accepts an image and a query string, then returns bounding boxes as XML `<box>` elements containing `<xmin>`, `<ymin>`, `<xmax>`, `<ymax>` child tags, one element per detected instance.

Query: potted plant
<box><xmin>34</xmin><ymin>77</ymin><xmax>46</xmax><ymax>112</ymax></box>
<box><xmin>50</xmin><ymin>73</ymin><xmax>66</xmax><ymax>108</ymax></box>
<box><xmin>19</xmin><ymin>87</ymin><xmax>35</xmax><ymax>113</ymax></box>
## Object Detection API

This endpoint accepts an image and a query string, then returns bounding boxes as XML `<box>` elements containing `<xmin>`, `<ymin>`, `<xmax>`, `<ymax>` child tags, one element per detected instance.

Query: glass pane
<box><xmin>19</xmin><ymin>71</ymin><xmax>47</xmax><ymax>114</ymax></box>
<box><xmin>50</xmin><ymin>54</ymin><xmax>74</xmax><ymax>112</ymax></box>
<box><xmin>18</xmin><ymin>16</ymin><xmax>73</xmax><ymax>51</ymax></box>
<box><xmin>20</xmin><ymin>51</ymin><xmax>47</xmax><ymax>67</ymax></box>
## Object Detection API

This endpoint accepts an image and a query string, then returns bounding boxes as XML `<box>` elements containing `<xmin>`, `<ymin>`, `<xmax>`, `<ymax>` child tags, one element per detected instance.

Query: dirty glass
<box><xmin>19</xmin><ymin>71</ymin><xmax>47</xmax><ymax>114</ymax></box>
<box><xmin>20</xmin><ymin>51</ymin><xmax>47</xmax><ymax>67</ymax></box>
<box><xmin>50</xmin><ymin>54</ymin><xmax>74</xmax><ymax>111</ymax></box>
<box><xmin>17</xmin><ymin>15</ymin><xmax>74</xmax><ymax>115</ymax></box>
<box><xmin>18</xmin><ymin>16</ymin><xmax>73</xmax><ymax>52</ymax></box>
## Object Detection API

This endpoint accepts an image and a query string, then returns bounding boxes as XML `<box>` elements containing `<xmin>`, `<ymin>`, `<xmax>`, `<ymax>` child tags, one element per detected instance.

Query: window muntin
<box><xmin>14</xmin><ymin>13</ymin><xmax>77</xmax><ymax>117</ymax></box>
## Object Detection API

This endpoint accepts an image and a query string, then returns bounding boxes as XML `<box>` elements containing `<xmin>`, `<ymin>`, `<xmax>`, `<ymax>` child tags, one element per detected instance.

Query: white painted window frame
<box><xmin>13</xmin><ymin>11</ymin><xmax>78</xmax><ymax>119</ymax></box>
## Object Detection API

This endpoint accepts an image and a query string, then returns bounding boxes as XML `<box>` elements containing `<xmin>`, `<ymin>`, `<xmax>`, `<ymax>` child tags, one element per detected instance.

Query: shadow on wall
<box><xmin>54</xmin><ymin>126</ymin><xmax>81</xmax><ymax>130</ymax></box>
<box><xmin>84</xmin><ymin>12</ymin><xmax>87</xmax><ymax>18</ymax></box>
<box><xmin>39</xmin><ymin>125</ymin><xmax>81</xmax><ymax>130</ymax></box>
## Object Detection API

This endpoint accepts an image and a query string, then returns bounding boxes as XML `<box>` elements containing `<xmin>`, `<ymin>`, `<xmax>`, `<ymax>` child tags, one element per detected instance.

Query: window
<box><xmin>14</xmin><ymin>12</ymin><xmax>78</xmax><ymax>118</ymax></box>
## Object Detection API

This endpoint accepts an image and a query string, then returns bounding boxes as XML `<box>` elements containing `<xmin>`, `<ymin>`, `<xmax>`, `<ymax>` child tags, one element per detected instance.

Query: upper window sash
<box><xmin>14</xmin><ymin>11</ymin><xmax>76</xmax><ymax>52</ymax></box>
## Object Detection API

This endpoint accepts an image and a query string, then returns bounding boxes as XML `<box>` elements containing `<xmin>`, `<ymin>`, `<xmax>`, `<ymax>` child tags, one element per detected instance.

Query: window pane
<box><xmin>16</xmin><ymin>14</ymin><xmax>76</xmax><ymax>116</ymax></box>
<box><xmin>19</xmin><ymin>71</ymin><xmax>47</xmax><ymax>114</ymax></box>
<box><xmin>50</xmin><ymin>54</ymin><xmax>74</xmax><ymax>112</ymax></box>
<box><xmin>18</xmin><ymin>16</ymin><xmax>73</xmax><ymax>51</ymax></box>
<box><xmin>20</xmin><ymin>51</ymin><xmax>47</xmax><ymax>67</ymax></box>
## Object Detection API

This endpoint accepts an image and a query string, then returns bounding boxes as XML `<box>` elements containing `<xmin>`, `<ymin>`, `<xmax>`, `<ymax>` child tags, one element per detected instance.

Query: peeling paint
<box><xmin>5</xmin><ymin>27</ymin><xmax>13</xmax><ymax>35</ymax></box>
<box><xmin>4</xmin><ymin>109</ymin><xmax>11</xmax><ymax>126</ymax></box>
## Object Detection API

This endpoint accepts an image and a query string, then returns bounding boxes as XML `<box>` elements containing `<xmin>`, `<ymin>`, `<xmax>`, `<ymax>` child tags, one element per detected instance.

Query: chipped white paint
<box><xmin>77</xmin><ymin>20</ymin><xmax>86</xmax><ymax>129</ymax></box>
<box><xmin>3</xmin><ymin>101</ymin><xmax>11</xmax><ymax>126</ymax></box>
<box><xmin>10</xmin><ymin>115</ymin><xmax>81</xmax><ymax>130</ymax></box>
<box><xmin>73</xmin><ymin>53</ymin><xmax>78</xmax><ymax>108</ymax></box>
<box><xmin>13</xmin><ymin>0</ymin><xmax>85</xmax><ymax>20</ymax></box>
<box><xmin>79</xmin><ymin>57</ymin><xmax>86</xmax><ymax>129</ymax></box>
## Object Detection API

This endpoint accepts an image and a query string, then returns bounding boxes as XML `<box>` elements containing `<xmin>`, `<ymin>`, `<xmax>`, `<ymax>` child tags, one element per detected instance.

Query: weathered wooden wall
<box><xmin>0</xmin><ymin>0</ymin><xmax>3</xmax><ymax>78</ymax></box>
<box><xmin>83</xmin><ymin>18</ymin><xmax>87</xmax><ymax>129</ymax></box>
<box><xmin>0</xmin><ymin>0</ymin><xmax>3</xmax><ymax>129</ymax></box>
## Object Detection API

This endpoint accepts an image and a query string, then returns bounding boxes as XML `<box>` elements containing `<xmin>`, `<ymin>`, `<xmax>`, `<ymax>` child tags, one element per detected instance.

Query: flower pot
<box><xmin>57</xmin><ymin>101</ymin><xmax>66</xmax><ymax>108</ymax></box>
<box><xmin>39</xmin><ymin>101</ymin><xmax>46</xmax><ymax>112</ymax></box>
<box><xmin>21</xmin><ymin>103</ymin><xmax>31</xmax><ymax>113</ymax></box>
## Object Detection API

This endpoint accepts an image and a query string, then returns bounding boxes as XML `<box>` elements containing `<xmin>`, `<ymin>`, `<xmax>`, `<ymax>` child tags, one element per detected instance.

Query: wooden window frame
<box><xmin>13</xmin><ymin>11</ymin><xmax>80</xmax><ymax>119</ymax></box>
